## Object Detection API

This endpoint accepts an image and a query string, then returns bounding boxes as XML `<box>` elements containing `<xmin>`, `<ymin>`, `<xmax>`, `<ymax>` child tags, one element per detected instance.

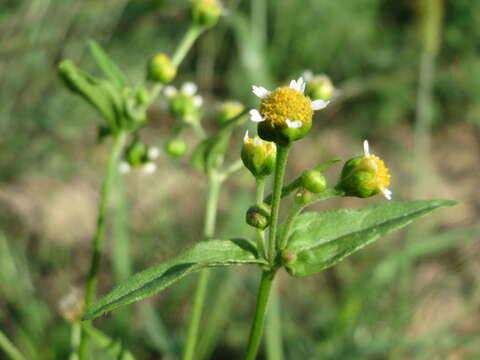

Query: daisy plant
<box><xmin>81</xmin><ymin>73</ymin><xmax>456</xmax><ymax>360</ymax></box>
<box><xmin>57</xmin><ymin>0</ymin><xmax>223</xmax><ymax>357</ymax></box>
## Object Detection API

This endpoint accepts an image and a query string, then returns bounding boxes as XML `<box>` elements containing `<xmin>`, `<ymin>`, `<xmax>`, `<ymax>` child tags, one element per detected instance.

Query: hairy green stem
<box><xmin>267</xmin><ymin>145</ymin><xmax>289</xmax><ymax>262</ymax></box>
<box><xmin>69</xmin><ymin>323</ymin><xmax>81</xmax><ymax>360</ymax></box>
<box><xmin>0</xmin><ymin>329</ymin><xmax>26</xmax><ymax>360</ymax></box>
<box><xmin>245</xmin><ymin>270</ymin><xmax>276</xmax><ymax>360</ymax></box>
<box><xmin>182</xmin><ymin>174</ymin><xmax>221</xmax><ymax>360</ymax></box>
<box><xmin>79</xmin><ymin>131</ymin><xmax>127</xmax><ymax>359</ymax></box>
<box><xmin>255</xmin><ymin>177</ymin><xmax>266</xmax><ymax>259</ymax></box>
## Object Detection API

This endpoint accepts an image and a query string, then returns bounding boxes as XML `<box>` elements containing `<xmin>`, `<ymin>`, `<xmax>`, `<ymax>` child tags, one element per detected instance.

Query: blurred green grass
<box><xmin>1</xmin><ymin>0</ymin><xmax>479</xmax><ymax>359</ymax></box>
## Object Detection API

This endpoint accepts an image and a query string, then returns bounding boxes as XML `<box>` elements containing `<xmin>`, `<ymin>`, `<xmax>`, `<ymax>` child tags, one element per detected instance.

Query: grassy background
<box><xmin>1</xmin><ymin>0</ymin><xmax>479</xmax><ymax>359</ymax></box>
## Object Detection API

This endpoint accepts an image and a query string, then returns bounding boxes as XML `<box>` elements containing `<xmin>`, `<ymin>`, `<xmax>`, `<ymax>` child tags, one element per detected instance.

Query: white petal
<box><xmin>297</xmin><ymin>77</ymin><xmax>306</xmax><ymax>93</ymax></box>
<box><xmin>148</xmin><ymin>147</ymin><xmax>160</xmax><ymax>160</ymax></box>
<box><xmin>311</xmin><ymin>99</ymin><xmax>330</xmax><ymax>111</ymax></box>
<box><xmin>252</xmin><ymin>85</ymin><xmax>270</xmax><ymax>99</ymax></box>
<box><xmin>143</xmin><ymin>163</ymin><xmax>157</xmax><ymax>174</ymax></box>
<box><xmin>289</xmin><ymin>79</ymin><xmax>298</xmax><ymax>90</ymax></box>
<box><xmin>193</xmin><ymin>95</ymin><xmax>203</xmax><ymax>107</ymax></box>
<box><xmin>249</xmin><ymin>109</ymin><xmax>265</xmax><ymax>122</ymax></box>
<box><xmin>363</xmin><ymin>140</ymin><xmax>370</xmax><ymax>156</ymax></box>
<box><xmin>119</xmin><ymin>162</ymin><xmax>130</xmax><ymax>174</ymax></box>
<box><xmin>286</xmin><ymin>119</ymin><xmax>303</xmax><ymax>129</ymax></box>
<box><xmin>253</xmin><ymin>137</ymin><xmax>262</xmax><ymax>146</ymax></box>
<box><xmin>381</xmin><ymin>188</ymin><xmax>392</xmax><ymax>200</ymax></box>
<box><xmin>164</xmin><ymin>86</ymin><xmax>177</xmax><ymax>98</ymax></box>
<box><xmin>243</xmin><ymin>130</ymin><xmax>249</xmax><ymax>143</ymax></box>
<box><xmin>368</xmin><ymin>159</ymin><xmax>378</xmax><ymax>170</ymax></box>
<box><xmin>181</xmin><ymin>82</ymin><xmax>197</xmax><ymax>96</ymax></box>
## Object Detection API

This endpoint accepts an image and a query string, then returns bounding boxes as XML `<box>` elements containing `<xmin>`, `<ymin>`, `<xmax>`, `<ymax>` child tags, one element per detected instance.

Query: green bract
<box><xmin>246</xmin><ymin>203</ymin><xmax>271</xmax><ymax>230</ymax></box>
<box><xmin>190</xmin><ymin>0</ymin><xmax>222</xmax><ymax>29</ymax></box>
<box><xmin>301</xmin><ymin>169</ymin><xmax>327</xmax><ymax>193</ymax></box>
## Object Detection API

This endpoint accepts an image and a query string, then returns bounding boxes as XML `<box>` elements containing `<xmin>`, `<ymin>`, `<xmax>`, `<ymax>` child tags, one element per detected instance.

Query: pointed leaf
<box><xmin>88</xmin><ymin>40</ymin><xmax>128</xmax><ymax>89</ymax></box>
<box><xmin>284</xmin><ymin>200</ymin><xmax>457</xmax><ymax>277</ymax></box>
<box><xmin>84</xmin><ymin>238</ymin><xmax>263</xmax><ymax>320</ymax></box>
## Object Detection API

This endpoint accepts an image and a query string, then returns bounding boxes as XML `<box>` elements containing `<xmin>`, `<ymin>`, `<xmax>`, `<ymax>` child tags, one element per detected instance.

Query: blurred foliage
<box><xmin>1</xmin><ymin>0</ymin><xmax>479</xmax><ymax>359</ymax></box>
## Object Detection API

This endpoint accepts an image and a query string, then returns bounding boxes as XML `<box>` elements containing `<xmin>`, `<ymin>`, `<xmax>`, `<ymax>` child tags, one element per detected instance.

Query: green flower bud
<box><xmin>305</xmin><ymin>74</ymin><xmax>335</xmax><ymax>101</ymax></box>
<box><xmin>246</xmin><ymin>203</ymin><xmax>271</xmax><ymax>230</ymax></box>
<box><xmin>126</xmin><ymin>141</ymin><xmax>149</xmax><ymax>166</ymax></box>
<box><xmin>165</xmin><ymin>137</ymin><xmax>187</xmax><ymax>157</ymax></box>
<box><xmin>215</xmin><ymin>100</ymin><xmax>244</xmax><ymax>126</ymax></box>
<box><xmin>241</xmin><ymin>131</ymin><xmax>276</xmax><ymax>178</ymax></box>
<box><xmin>301</xmin><ymin>170</ymin><xmax>327</xmax><ymax>193</ymax></box>
<box><xmin>147</xmin><ymin>53</ymin><xmax>177</xmax><ymax>84</ymax></box>
<box><xmin>190</xmin><ymin>0</ymin><xmax>223</xmax><ymax>29</ymax></box>
<box><xmin>135</xmin><ymin>87</ymin><xmax>150</xmax><ymax>105</ymax></box>
<box><xmin>251</xmin><ymin>77</ymin><xmax>329</xmax><ymax>146</ymax></box>
<box><xmin>335</xmin><ymin>140</ymin><xmax>392</xmax><ymax>200</ymax></box>
<box><xmin>295</xmin><ymin>189</ymin><xmax>313</xmax><ymax>205</ymax></box>
<box><xmin>281</xmin><ymin>249</ymin><xmax>297</xmax><ymax>266</ymax></box>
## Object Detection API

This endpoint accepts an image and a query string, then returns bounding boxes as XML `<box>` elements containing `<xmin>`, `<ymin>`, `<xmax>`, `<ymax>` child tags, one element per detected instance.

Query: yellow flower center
<box><xmin>366</xmin><ymin>155</ymin><xmax>391</xmax><ymax>189</ymax></box>
<box><xmin>244</xmin><ymin>136</ymin><xmax>276</xmax><ymax>154</ymax></box>
<box><xmin>259</xmin><ymin>87</ymin><xmax>312</xmax><ymax>127</ymax></box>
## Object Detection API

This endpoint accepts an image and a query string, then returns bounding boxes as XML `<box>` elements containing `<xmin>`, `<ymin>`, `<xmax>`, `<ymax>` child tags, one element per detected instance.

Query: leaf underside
<box><xmin>84</xmin><ymin>238</ymin><xmax>262</xmax><ymax>320</ymax></box>
<box><xmin>285</xmin><ymin>199</ymin><xmax>457</xmax><ymax>277</ymax></box>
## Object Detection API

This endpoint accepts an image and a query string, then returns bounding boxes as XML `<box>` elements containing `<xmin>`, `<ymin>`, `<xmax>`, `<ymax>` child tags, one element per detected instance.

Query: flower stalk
<box><xmin>79</xmin><ymin>131</ymin><xmax>128</xmax><ymax>359</ymax></box>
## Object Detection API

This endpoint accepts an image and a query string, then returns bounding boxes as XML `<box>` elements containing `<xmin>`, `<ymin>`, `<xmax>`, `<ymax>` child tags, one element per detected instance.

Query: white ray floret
<box><xmin>363</xmin><ymin>140</ymin><xmax>370</xmax><ymax>156</ymax></box>
<box><xmin>164</xmin><ymin>86</ymin><xmax>177</xmax><ymax>98</ymax></box>
<box><xmin>148</xmin><ymin>147</ymin><xmax>160</xmax><ymax>160</ymax></box>
<box><xmin>119</xmin><ymin>162</ymin><xmax>131</xmax><ymax>174</ymax></box>
<box><xmin>253</xmin><ymin>137</ymin><xmax>262</xmax><ymax>146</ymax></box>
<box><xmin>181</xmin><ymin>82</ymin><xmax>197</xmax><ymax>96</ymax></box>
<box><xmin>243</xmin><ymin>130</ymin><xmax>249</xmax><ymax>143</ymax></box>
<box><xmin>289</xmin><ymin>77</ymin><xmax>306</xmax><ymax>93</ymax></box>
<box><xmin>143</xmin><ymin>162</ymin><xmax>157</xmax><ymax>174</ymax></box>
<box><xmin>252</xmin><ymin>85</ymin><xmax>270</xmax><ymax>99</ymax></box>
<box><xmin>311</xmin><ymin>99</ymin><xmax>330</xmax><ymax>110</ymax></box>
<box><xmin>286</xmin><ymin>119</ymin><xmax>303</xmax><ymax>129</ymax></box>
<box><xmin>302</xmin><ymin>70</ymin><xmax>314</xmax><ymax>81</ymax></box>
<box><xmin>249</xmin><ymin>109</ymin><xmax>265</xmax><ymax>122</ymax></box>
<box><xmin>381</xmin><ymin>188</ymin><xmax>392</xmax><ymax>200</ymax></box>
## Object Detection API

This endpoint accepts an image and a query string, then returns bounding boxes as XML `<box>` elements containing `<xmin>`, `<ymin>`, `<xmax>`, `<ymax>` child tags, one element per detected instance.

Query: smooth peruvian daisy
<box><xmin>250</xmin><ymin>77</ymin><xmax>330</xmax><ymax>145</ymax></box>
<box><xmin>241</xmin><ymin>130</ymin><xmax>276</xmax><ymax>177</ymax></box>
<box><xmin>164</xmin><ymin>82</ymin><xmax>203</xmax><ymax>108</ymax></box>
<box><xmin>164</xmin><ymin>82</ymin><xmax>203</xmax><ymax>124</ymax></box>
<box><xmin>336</xmin><ymin>140</ymin><xmax>392</xmax><ymax>200</ymax></box>
<box><xmin>362</xmin><ymin>140</ymin><xmax>392</xmax><ymax>200</ymax></box>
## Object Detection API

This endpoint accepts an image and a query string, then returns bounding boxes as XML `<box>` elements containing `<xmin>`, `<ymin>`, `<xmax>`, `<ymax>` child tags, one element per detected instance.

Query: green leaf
<box><xmin>58</xmin><ymin>60</ymin><xmax>124</xmax><ymax>129</ymax></box>
<box><xmin>88</xmin><ymin>40</ymin><xmax>128</xmax><ymax>89</ymax></box>
<box><xmin>284</xmin><ymin>200</ymin><xmax>458</xmax><ymax>277</ymax></box>
<box><xmin>84</xmin><ymin>238</ymin><xmax>263</xmax><ymax>320</ymax></box>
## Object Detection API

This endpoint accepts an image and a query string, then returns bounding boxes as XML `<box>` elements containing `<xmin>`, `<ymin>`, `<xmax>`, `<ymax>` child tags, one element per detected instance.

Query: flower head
<box><xmin>190</xmin><ymin>0</ymin><xmax>224</xmax><ymax>28</ymax></box>
<box><xmin>120</xmin><ymin>141</ymin><xmax>160</xmax><ymax>175</ymax></box>
<box><xmin>147</xmin><ymin>53</ymin><xmax>177</xmax><ymax>84</ymax></box>
<box><xmin>336</xmin><ymin>140</ymin><xmax>392</xmax><ymax>200</ymax></box>
<box><xmin>241</xmin><ymin>130</ymin><xmax>276</xmax><ymax>177</ymax></box>
<box><xmin>164</xmin><ymin>82</ymin><xmax>203</xmax><ymax>124</ymax></box>
<box><xmin>250</xmin><ymin>77</ymin><xmax>330</xmax><ymax>145</ymax></box>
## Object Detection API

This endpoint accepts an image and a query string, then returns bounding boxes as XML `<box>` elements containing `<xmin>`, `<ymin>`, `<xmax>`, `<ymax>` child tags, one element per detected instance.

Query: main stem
<box><xmin>182</xmin><ymin>173</ymin><xmax>221</xmax><ymax>360</ymax></box>
<box><xmin>245</xmin><ymin>145</ymin><xmax>289</xmax><ymax>360</ymax></box>
<box><xmin>245</xmin><ymin>270</ymin><xmax>275</xmax><ymax>360</ymax></box>
<box><xmin>267</xmin><ymin>145</ymin><xmax>289</xmax><ymax>262</ymax></box>
<box><xmin>78</xmin><ymin>132</ymin><xmax>127</xmax><ymax>359</ymax></box>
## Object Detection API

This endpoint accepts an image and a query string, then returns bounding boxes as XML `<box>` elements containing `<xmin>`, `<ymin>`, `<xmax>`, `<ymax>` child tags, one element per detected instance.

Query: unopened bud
<box><xmin>281</xmin><ymin>249</ymin><xmax>297</xmax><ymax>266</ymax></box>
<box><xmin>305</xmin><ymin>74</ymin><xmax>335</xmax><ymax>101</ymax></box>
<box><xmin>147</xmin><ymin>53</ymin><xmax>177</xmax><ymax>84</ymax></box>
<box><xmin>295</xmin><ymin>189</ymin><xmax>313</xmax><ymax>205</ymax></box>
<box><xmin>190</xmin><ymin>0</ymin><xmax>223</xmax><ymax>29</ymax></box>
<box><xmin>165</xmin><ymin>138</ymin><xmax>187</xmax><ymax>157</ymax></box>
<box><xmin>241</xmin><ymin>131</ymin><xmax>276</xmax><ymax>178</ymax></box>
<box><xmin>246</xmin><ymin>203</ymin><xmax>271</xmax><ymax>230</ymax></box>
<box><xmin>301</xmin><ymin>170</ymin><xmax>327</xmax><ymax>193</ymax></box>
<box><xmin>136</xmin><ymin>87</ymin><xmax>150</xmax><ymax>105</ymax></box>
